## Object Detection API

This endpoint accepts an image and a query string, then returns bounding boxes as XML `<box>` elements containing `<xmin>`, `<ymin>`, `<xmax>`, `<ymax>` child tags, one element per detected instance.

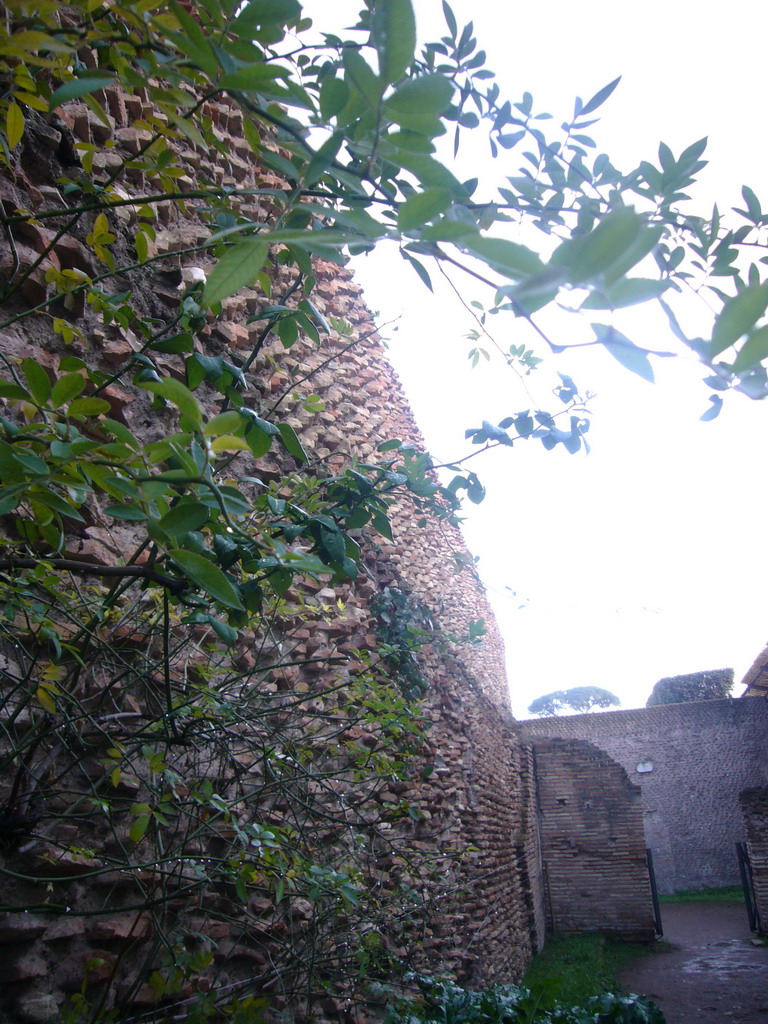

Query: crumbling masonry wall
<box><xmin>519</xmin><ymin>699</ymin><xmax>768</xmax><ymax>893</ymax></box>
<box><xmin>529</xmin><ymin>738</ymin><xmax>655</xmax><ymax>940</ymax></box>
<box><xmin>0</xmin><ymin>85</ymin><xmax>538</xmax><ymax>1021</ymax></box>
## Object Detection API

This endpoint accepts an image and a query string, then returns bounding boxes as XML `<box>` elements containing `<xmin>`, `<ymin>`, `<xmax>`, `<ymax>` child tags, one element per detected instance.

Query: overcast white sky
<box><xmin>301</xmin><ymin>1</ymin><xmax>768</xmax><ymax>715</ymax></box>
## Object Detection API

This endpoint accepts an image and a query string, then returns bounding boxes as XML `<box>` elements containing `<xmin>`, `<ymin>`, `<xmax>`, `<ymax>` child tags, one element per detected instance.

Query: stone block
<box><xmin>0</xmin><ymin>953</ymin><xmax>48</xmax><ymax>983</ymax></box>
<box><xmin>0</xmin><ymin>915</ymin><xmax>47</xmax><ymax>944</ymax></box>
<box><xmin>14</xmin><ymin>993</ymin><xmax>60</xmax><ymax>1023</ymax></box>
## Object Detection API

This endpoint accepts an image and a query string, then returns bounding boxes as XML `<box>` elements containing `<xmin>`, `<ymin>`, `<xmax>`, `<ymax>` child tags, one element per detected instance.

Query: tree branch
<box><xmin>0</xmin><ymin>559</ymin><xmax>187</xmax><ymax>594</ymax></box>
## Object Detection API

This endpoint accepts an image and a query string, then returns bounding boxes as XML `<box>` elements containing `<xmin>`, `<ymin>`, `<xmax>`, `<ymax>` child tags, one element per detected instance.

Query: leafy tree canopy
<box><xmin>0</xmin><ymin>0</ymin><xmax>762</xmax><ymax>631</ymax></box>
<box><xmin>527</xmin><ymin>685</ymin><xmax>620</xmax><ymax>716</ymax></box>
<box><xmin>646</xmin><ymin>668</ymin><xmax>734</xmax><ymax>706</ymax></box>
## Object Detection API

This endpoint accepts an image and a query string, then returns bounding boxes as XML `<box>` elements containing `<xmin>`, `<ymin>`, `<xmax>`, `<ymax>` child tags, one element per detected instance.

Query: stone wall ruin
<box><xmin>519</xmin><ymin>699</ymin><xmax>768</xmax><ymax>894</ymax></box>
<box><xmin>0</xmin><ymin>81</ymin><xmax>538</xmax><ymax>1022</ymax></box>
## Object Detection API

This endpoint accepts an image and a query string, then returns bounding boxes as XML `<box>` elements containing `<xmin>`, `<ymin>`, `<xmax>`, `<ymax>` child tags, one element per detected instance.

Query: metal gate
<box><xmin>646</xmin><ymin>848</ymin><xmax>663</xmax><ymax>936</ymax></box>
<box><xmin>736</xmin><ymin>841</ymin><xmax>761</xmax><ymax>932</ymax></box>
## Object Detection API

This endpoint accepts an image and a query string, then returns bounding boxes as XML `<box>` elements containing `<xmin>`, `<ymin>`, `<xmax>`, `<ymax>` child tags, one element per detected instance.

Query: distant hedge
<box><xmin>646</xmin><ymin>668</ymin><xmax>734</xmax><ymax>706</ymax></box>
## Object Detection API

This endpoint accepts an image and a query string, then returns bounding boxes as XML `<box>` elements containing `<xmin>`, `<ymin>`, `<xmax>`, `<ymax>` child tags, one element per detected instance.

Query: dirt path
<box><xmin>618</xmin><ymin>901</ymin><xmax>768</xmax><ymax>1024</ymax></box>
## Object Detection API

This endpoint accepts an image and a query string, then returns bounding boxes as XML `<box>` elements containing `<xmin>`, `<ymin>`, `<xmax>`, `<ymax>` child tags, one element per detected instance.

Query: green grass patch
<box><xmin>520</xmin><ymin>933</ymin><xmax>665</xmax><ymax>1009</ymax></box>
<box><xmin>660</xmin><ymin>885</ymin><xmax>743</xmax><ymax>903</ymax></box>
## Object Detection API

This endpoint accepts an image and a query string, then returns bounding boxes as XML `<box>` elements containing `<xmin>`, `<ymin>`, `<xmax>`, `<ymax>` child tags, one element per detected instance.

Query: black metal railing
<box><xmin>736</xmin><ymin>841</ymin><xmax>761</xmax><ymax>932</ymax></box>
<box><xmin>646</xmin><ymin>848</ymin><xmax>663</xmax><ymax>936</ymax></box>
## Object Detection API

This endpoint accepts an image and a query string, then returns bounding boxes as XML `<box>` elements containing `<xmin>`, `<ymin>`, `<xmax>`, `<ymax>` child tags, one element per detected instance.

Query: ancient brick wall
<box><xmin>529</xmin><ymin>738</ymin><xmax>655</xmax><ymax>940</ymax></box>
<box><xmin>0</xmin><ymin>84</ymin><xmax>540</xmax><ymax>1021</ymax></box>
<box><xmin>425</xmin><ymin>674</ymin><xmax>537</xmax><ymax>982</ymax></box>
<box><xmin>739</xmin><ymin>787</ymin><xmax>768</xmax><ymax>934</ymax></box>
<box><xmin>519</xmin><ymin>699</ymin><xmax>768</xmax><ymax>893</ymax></box>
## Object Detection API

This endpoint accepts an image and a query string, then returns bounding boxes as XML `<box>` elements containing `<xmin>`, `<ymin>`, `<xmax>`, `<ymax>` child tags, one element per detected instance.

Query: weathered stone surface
<box><xmin>87</xmin><ymin>914</ymin><xmax>151</xmax><ymax>942</ymax></box>
<box><xmin>0</xmin><ymin>915</ymin><xmax>48</xmax><ymax>944</ymax></box>
<box><xmin>0</xmin><ymin>79</ymin><xmax>540</xmax><ymax>1020</ymax></box>
<box><xmin>14</xmin><ymin>992</ymin><xmax>60</xmax><ymax>1023</ymax></box>
<box><xmin>520</xmin><ymin>698</ymin><xmax>768</xmax><ymax>893</ymax></box>
<box><xmin>0</xmin><ymin>953</ymin><xmax>49</xmax><ymax>983</ymax></box>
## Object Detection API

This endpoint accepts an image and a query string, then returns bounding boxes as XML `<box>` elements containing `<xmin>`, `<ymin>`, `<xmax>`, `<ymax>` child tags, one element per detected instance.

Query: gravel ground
<box><xmin>618</xmin><ymin>901</ymin><xmax>768</xmax><ymax>1024</ymax></box>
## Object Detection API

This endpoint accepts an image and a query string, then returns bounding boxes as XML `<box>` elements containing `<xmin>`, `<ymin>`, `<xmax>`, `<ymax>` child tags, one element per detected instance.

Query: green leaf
<box><xmin>700</xmin><ymin>394</ymin><xmax>723</xmax><ymax>421</ymax></box>
<box><xmin>6</xmin><ymin>101</ymin><xmax>24</xmax><ymax>149</ymax></box>
<box><xmin>346</xmin><ymin>506</ymin><xmax>371</xmax><ymax>529</ymax></box>
<box><xmin>552</xmin><ymin>207</ymin><xmax>643</xmax><ymax>284</ymax></box>
<box><xmin>461</xmin><ymin>236</ymin><xmax>543</xmax><ymax>280</ymax></box>
<box><xmin>391</xmin><ymin>151</ymin><xmax>466</xmax><ymax>196</ymax></box>
<box><xmin>342</xmin><ymin>47</ymin><xmax>382</xmax><ymax>109</ymax></box>
<box><xmin>207</xmin><ymin>218</ymin><xmax>356</xmax><ymax>246</ymax></box>
<box><xmin>0</xmin><ymin>486</ymin><xmax>23</xmax><ymax>515</ymax></box>
<box><xmin>241</xmin><ymin>411</ymin><xmax>280</xmax><ymax>437</ymax></box>
<box><xmin>278</xmin><ymin>422</ymin><xmax>308</xmax><ymax>463</ymax></box>
<box><xmin>401</xmin><ymin>249</ymin><xmax>433</xmax><ymax>290</ymax></box>
<box><xmin>210</xmin><ymin>434</ymin><xmax>249</xmax><ymax>452</ymax></box>
<box><xmin>740</xmin><ymin>185</ymin><xmax>762</xmax><ymax>222</ymax></box>
<box><xmin>603</xmin><ymin>225</ymin><xmax>664</xmax><ymax>285</ymax></box>
<box><xmin>710</xmin><ymin>283</ymin><xmax>768</xmax><ymax>357</ymax></box>
<box><xmin>245</xmin><ymin>423</ymin><xmax>273</xmax><ymax>458</ymax></box>
<box><xmin>278</xmin><ymin>316</ymin><xmax>298</xmax><ymax>348</ymax></box>
<box><xmin>36</xmin><ymin>687</ymin><xmax>56</xmax><ymax>713</ymax></box>
<box><xmin>186</xmin><ymin>354</ymin><xmax>219</xmax><ymax>391</ymax></box>
<box><xmin>579</xmin><ymin>76</ymin><xmax>621</xmax><ymax>116</ymax></box>
<box><xmin>385</xmin><ymin>74</ymin><xmax>453</xmax><ymax>121</ymax></box>
<box><xmin>49</xmin><ymin>73</ymin><xmax>116</xmax><ymax>110</ymax></box>
<box><xmin>320</xmin><ymin>525</ymin><xmax>345</xmax><ymax>564</ymax></box>
<box><xmin>6</xmin><ymin>445</ymin><xmax>48</xmax><ymax>475</ymax></box>
<box><xmin>34</xmin><ymin>486</ymin><xmax>84</xmax><ymax>521</ymax></box>
<box><xmin>232</xmin><ymin>0</ymin><xmax>302</xmax><ymax>28</ymax></box>
<box><xmin>372</xmin><ymin>0</ymin><xmax>417</xmax><ymax>84</ymax></box>
<box><xmin>205</xmin><ymin>411</ymin><xmax>246</xmax><ymax>436</ymax></box>
<box><xmin>732</xmin><ymin>324</ymin><xmax>768</xmax><ymax>373</ymax></box>
<box><xmin>202</xmin><ymin>241</ymin><xmax>268</xmax><ymax>306</ymax></box>
<box><xmin>139</xmin><ymin>377</ymin><xmax>204</xmax><ymax>431</ymax></box>
<box><xmin>129</xmin><ymin>815</ymin><xmax>151</xmax><ymax>843</ymax></box>
<box><xmin>305</xmin><ymin>131</ymin><xmax>344</xmax><ymax>186</ymax></box>
<box><xmin>150</xmin><ymin>333</ymin><xmax>195</xmax><ymax>354</ymax></box>
<box><xmin>58</xmin><ymin>357</ymin><xmax>86</xmax><ymax>371</ymax></box>
<box><xmin>207</xmin><ymin>616</ymin><xmax>238</xmax><ymax>646</ymax></box>
<box><xmin>66</xmin><ymin>397</ymin><xmax>112</xmax><ymax>416</ymax></box>
<box><xmin>101</xmin><ymin>419</ymin><xmax>139</xmax><ymax>449</ymax></box>
<box><xmin>169</xmin><ymin>549</ymin><xmax>244</xmax><ymax>609</ymax></box>
<box><xmin>397</xmin><ymin>188</ymin><xmax>452</xmax><ymax>232</ymax></box>
<box><xmin>219</xmin><ymin>65</ymin><xmax>289</xmax><ymax>92</ymax></box>
<box><xmin>22</xmin><ymin>358</ymin><xmax>51</xmax><ymax>405</ymax></box>
<box><xmin>581</xmin><ymin>278</ymin><xmax>669</xmax><ymax>310</ymax></box>
<box><xmin>157</xmin><ymin>502</ymin><xmax>210</xmax><ymax>536</ymax></box>
<box><xmin>168</xmin><ymin>1</ymin><xmax>219</xmax><ymax>76</ymax></box>
<box><xmin>299</xmin><ymin>205</ymin><xmax>383</xmax><ymax>239</ymax></box>
<box><xmin>593</xmin><ymin>325</ymin><xmax>654</xmax><ymax>382</ymax></box>
<box><xmin>370</xmin><ymin>508</ymin><xmax>393</xmax><ymax>541</ymax></box>
<box><xmin>50</xmin><ymin>372</ymin><xmax>85</xmax><ymax>408</ymax></box>
<box><xmin>105</xmin><ymin>504</ymin><xmax>147</xmax><ymax>521</ymax></box>
<box><xmin>319</xmin><ymin>77</ymin><xmax>349</xmax><ymax>119</ymax></box>
<box><xmin>0</xmin><ymin>382</ymin><xmax>31</xmax><ymax>401</ymax></box>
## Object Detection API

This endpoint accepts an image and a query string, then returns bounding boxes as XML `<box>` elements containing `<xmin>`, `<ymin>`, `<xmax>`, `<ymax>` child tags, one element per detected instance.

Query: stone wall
<box><xmin>528</xmin><ymin>738</ymin><xmax>655</xmax><ymax>939</ymax></box>
<box><xmin>519</xmin><ymin>699</ymin><xmax>768</xmax><ymax>893</ymax></box>
<box><xmin>739</xmin><ymin>787</ymin><xmax>768</xmax><ymax>934</ymax></box>
<box><xmin>0</xmin><ymin>81</ymin><xmax>539</xmax><ymax>1020</ymax></box>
